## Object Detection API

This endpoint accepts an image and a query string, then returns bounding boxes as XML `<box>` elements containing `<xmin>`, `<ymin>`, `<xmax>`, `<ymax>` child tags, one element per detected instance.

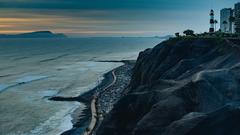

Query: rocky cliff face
<box><xmin>97</xmin><ymin>38</ymin><xmax>240</xmax><ymax>135</ymax></box>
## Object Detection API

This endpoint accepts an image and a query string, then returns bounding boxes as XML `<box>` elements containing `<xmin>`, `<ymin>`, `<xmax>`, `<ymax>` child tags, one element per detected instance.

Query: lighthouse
<box><xmin>209</xmin><ymin>9</ymin><xmax>215</xmax><ymax>33</ymax></box>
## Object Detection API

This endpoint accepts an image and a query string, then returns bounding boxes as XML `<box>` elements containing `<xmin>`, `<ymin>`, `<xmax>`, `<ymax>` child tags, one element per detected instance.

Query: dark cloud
<box><xmin>0</xmin><ymin>0</ymin><xmax>213</xmax><ymax>10</ymax></box>
<box><xmin>0</xmin><ymin>0</ymin><xmax>239</xmax><ymax>36</ymax></box>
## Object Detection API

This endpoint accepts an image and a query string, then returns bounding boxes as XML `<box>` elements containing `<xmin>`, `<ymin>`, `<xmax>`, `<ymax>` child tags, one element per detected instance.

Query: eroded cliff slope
<box><xmin>97</xmin><ymin>38</ymin><xmax>240</xmax><ymax>135</ymax></box>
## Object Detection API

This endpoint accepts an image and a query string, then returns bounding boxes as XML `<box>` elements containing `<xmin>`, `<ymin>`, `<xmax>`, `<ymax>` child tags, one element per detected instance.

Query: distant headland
<box><xmin>0</xmin><ymin>31</ymin><xmax>67</xmax><ymax>38</ymax></box>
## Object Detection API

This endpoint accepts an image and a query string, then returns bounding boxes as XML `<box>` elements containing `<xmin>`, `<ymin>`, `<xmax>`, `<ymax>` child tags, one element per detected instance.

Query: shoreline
<box><xmin>84</xmin><ymin>69</ymin><xmax>117</xmax><ymax>135</ymax></box>
<box><xmin>49</xmin><ymin>60</ymin><xmax>134</xmax><ymax>135</ymax></box>
<box><xmin>92</xmin><ymin>61</ymin><xmax>134</xmax><ymax>134</ymax></box>
<box><xmin>50</xmin><ymin>67</ymin><xmax>115</xmax><ymax>135</ymax></box>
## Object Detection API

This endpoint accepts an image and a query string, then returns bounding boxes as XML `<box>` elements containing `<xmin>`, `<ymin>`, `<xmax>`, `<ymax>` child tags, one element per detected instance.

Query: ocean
<box><xmin>0</xmin><ymin>37</ymin><xmax>163</xmax><ymax>135</ymax></box>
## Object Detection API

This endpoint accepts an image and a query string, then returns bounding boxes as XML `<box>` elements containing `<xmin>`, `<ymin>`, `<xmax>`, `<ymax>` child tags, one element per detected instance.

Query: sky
<box><xmin>0</xmin><ymin>0</ymin><xmax>239</xmax><ymax>37</ymax></box>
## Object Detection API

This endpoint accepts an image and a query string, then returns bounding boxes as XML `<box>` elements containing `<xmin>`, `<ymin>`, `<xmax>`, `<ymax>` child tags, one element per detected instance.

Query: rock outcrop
<box><xmin>96</xmin><ymin>38</ymin><xmax>240</xmax><ymax>135</ymax></box>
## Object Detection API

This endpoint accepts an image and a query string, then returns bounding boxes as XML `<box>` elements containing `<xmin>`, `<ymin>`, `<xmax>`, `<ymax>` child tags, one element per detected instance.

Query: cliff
<box><xmin>0</xmin><ymin>31</ymin><xmax>67</xmax><ymax>38</ymax></box>
<box><xmin>97</xmin><ymin>37</ymin><xmax>240</xmax><ymax>135</ymax></box>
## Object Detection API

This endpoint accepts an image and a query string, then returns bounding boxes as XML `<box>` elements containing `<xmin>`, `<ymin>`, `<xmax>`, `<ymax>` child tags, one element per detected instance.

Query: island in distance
<box><xmin>0</xmin><ymin>31</ymin><xmax>67</xmax><ymax>38</ymax></box>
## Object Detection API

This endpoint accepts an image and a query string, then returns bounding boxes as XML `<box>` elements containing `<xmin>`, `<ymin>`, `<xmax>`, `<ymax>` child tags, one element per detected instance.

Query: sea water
<box><xmin>0</xmin><ymin>37</ymin><xmax>163</xmax><ymax>135</ymax></box>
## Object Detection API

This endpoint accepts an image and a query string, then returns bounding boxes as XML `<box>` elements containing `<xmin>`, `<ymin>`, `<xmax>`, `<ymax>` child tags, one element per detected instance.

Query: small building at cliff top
<box><xmin>220</xmin><ymin>8</ymin><xmax>234</xmax><ymax>33</ymax></box>
<box><xmin>235</xmin><ymin>2</ymin><xmax>240</xmax><ymax>33</ymax></box>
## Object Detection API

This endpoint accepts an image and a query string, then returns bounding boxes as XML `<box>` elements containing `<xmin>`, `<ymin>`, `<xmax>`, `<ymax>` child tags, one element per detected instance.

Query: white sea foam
<box><xmin>37</xmin><ymin>89</ymin><xmax>59</xmax><ymax>98</ymax></box>
<box><xmin>26</xmin><ymin>102</ymin><xmax>82</xmax><ymax>135</ymax></box>
<box><xmin>15</xmin><ymin>75</ymin><xmax>48</xmax><ymax>83</ymax></box>
<box><xmin>0</xmin><ymin>76</ymin><xmax>48</xmax><ymax>94</ymax></box>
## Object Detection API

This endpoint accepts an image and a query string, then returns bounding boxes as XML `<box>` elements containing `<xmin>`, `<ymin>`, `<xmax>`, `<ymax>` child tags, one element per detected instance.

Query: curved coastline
<box><xmin>54</xmin><ymin>60</ymin><xmax>134</xmax><ymax>135</ymax></box>
<box><xmin>82</xmin><ymin>70</ymin><xmax>117</xmax><ymax>135</ymax></box>
<box><xmin>50</xmin><ymin>62</ymin><xmax>123</xmax><ymax>135</ymax></box>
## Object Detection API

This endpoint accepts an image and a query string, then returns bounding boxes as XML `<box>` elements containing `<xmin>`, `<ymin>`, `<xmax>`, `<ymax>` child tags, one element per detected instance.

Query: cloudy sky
<box><xmin>0</xmin><ymin>0</ymin><xmax>238</xmax><ymax>37</ymax></box>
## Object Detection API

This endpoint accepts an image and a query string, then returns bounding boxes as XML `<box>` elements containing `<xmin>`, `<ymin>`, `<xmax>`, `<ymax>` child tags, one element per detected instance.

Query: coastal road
<box><xmin>83</xmin><ymin>97</ymin><xmax>97</xmax><ymax>135</ymax></box>
<box><xmin>82</xmin><ymin>70</ymin><xmax>117</xmax><ymax>135</ymax></box>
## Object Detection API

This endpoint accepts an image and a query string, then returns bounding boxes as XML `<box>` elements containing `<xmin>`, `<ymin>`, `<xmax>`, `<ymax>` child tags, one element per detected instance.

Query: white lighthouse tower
<box><xmin>209</xmin><ymin>9</ymin><xmax>215</xmax><ymax>33</ymax></box>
